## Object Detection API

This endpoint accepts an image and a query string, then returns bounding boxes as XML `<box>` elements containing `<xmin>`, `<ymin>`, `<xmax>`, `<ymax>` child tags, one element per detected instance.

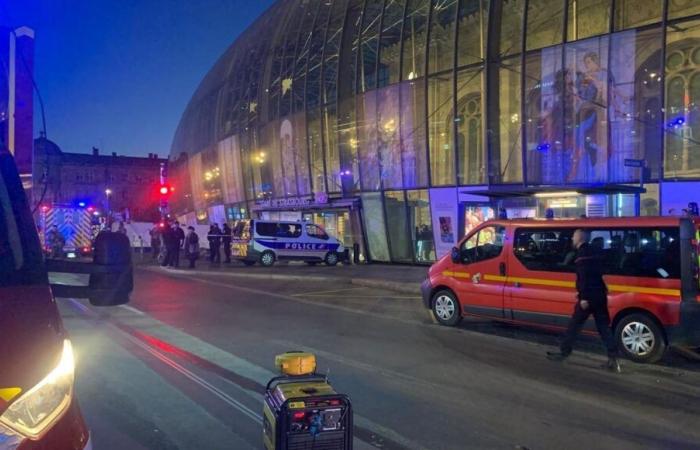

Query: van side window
<box><xmin>514</xmin><ymin>227</ymin><xmax>681</xmax><ymax>279</ymax></box>
<box><xmin>276</xmin><ymin>223</ymin><xmax>302</xmax><ymax>238</ymax></box>
<box><xmin>306</xmin><ymin>224</ymin><xmax>329</xmax><ymax>240</ymax></box>
<box><xmin>514</xmin><ymin>228</ymin><xmax>576</xmax><ymax>273</ymax></box>
<box><xmin>256</xmin><ymin>222</ymin><xmax>279</xmax><ymax>237</ymax></box>
<box><xmin>459</xmin><ymin>226</ymin><xmax>505</xmax><ymax>264</ymax></box>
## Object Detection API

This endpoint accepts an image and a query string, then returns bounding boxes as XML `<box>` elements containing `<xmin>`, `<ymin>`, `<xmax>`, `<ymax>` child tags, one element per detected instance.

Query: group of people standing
<box><xmin>149</xmin><ymin>221</ymin><xmax>232</xmax><ymax>269</ymax></box>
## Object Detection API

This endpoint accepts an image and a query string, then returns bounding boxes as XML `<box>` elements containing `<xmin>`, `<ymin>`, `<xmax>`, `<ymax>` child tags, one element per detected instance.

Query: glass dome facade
<box><xmin>170</xmin><ymin>0</ymin><xmax>700</xmax><ymax>264</ymax></box>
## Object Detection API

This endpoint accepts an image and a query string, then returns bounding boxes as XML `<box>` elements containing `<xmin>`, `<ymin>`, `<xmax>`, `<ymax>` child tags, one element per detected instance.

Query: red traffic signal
<box><xmin>158</xmin><ymin>184</ymin><xmax>174</xmax><ymax>196</ymax></box>
<box><xmin>159</xmin><ymin>186</ymin><xmax>169</xmax><ymax>195</ymax></box>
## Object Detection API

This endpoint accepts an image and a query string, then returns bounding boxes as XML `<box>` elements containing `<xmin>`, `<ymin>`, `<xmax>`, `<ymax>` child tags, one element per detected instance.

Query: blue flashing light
<box><xmin>78</xmin><ymin>201</ymin><xmax>86</xmax><ymax>208</ymax></box>
<box><xmin>667</xmin><ymin>116</ymin><xmax>686</xmax><ymax>128</ymax></box>
<box><xmin>536</xmin><ymin>143</ymin><xmax>551</xmax><ymax>152</ymax></box>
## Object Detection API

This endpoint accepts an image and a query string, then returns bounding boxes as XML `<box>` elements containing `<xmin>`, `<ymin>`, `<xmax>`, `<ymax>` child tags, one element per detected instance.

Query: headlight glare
<box><xmin>0</xmin><ymin>340</ymin><xmax>74</xmax><ymax>440</ymax></box>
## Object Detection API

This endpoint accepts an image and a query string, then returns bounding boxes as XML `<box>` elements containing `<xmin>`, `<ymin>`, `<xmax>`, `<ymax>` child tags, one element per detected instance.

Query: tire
<box><xmin>614</xmin><ymin>313</ymin><xmax>666</xmax><ymax>363</ymax></box>
<box><xmin>242</xmin><ymin>260</ymin><xmax>256</xmax><ymax>266</ymax></box>
<box><xmin>431</xmin><ymin>290</ymin><xmax>462</xmax><ymax>326</ymax></box>
<box><xmin>324</xmin><ymin>252</ymin><xmax>339</xmax><ymax>266</ymax></box>
<box><xmin>259</xmin><ymin>251</ymin><xmax>276</xmax><ymax>267</ymax></box>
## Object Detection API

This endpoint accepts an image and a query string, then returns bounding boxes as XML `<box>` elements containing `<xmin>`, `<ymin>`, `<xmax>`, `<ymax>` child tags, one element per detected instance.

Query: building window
<box><xmin>614</xmin><ymin>0</ymin><xmax>662</xmax><ymax>31</ymax></box>
<box><xmin>664</xmin><ymin>19</ymin><xmax>700</xmax><ymax>179</ymax></box>
<box><xmin>456</xmin><ymin>68</ymin><xmax>484</xmax><ymax>185</ymax></box>
<box><xmin>496</xmin><ymin>59</ymin><xmax>523</xmax><ymax>183</ymax></box>
<box><xmin>499</xmin><ymin>0</ymin><xmax>525</xmax><ymax>57</ymax></box>
<box><xmin>428</xmin><ymin>0</ymin><xmax>457</xmax><ymax>75</ymax></box>
<box><xmin>457</xmin><ymin>0</ymin><xmax>487</xmax><ymax>67</ymax></box>
<box><xmin>378</xmin><ymin>0</ymin><xmax>405</xmax><ymax>88</ymax></box>
<box><xmin>384</xmin><ymin>190</ymin><xmax>413</xmax><ymax>262</ymax></box>
<box><xmin>377</xmin><ymin>84</ymin><xmax>403</xmax><ymax>189</ymax></box>
<box><xmin>399</xmin><ymin>78</ymin><xmax>428</xmax><ymax>188</ymax></box>
<box><xmin>567</xmin><ymin>0</ymin><xmax>611</xmax><ymax>42</ymax></box>
<box><xmin>359</xmin><ymin>1</ymin><xmax>383</xmax><ymax>93</ymax></box>
<box><xmin>401</xmin><ymin>0</ymin><xmax>429</xmax><ymax>81</ymax></box>
<box><xmin>428</xmin><ymin>74</ymin><xmax>455</xmax><ymax>186</ymax></box>
<box><xmin>526</xmin><ymin>0</ymin><xmax>565</xmax><ymax>51</ymax></box>
<box><xmin>407</xmin><ymin>189</ymin><xmax>435</xmax><ymax>262</ymax></box>
<box><xmin>669</xmin><ymin>0</ymin><xmax>700</xmax><ymax>20</ymax></box>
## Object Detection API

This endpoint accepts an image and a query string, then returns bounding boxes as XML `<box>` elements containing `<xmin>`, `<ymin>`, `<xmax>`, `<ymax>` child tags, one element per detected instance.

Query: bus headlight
<box><xmin>0</xmin><ymin>340</ymin><xmax>74</xmax><ymax>440</ymax></box>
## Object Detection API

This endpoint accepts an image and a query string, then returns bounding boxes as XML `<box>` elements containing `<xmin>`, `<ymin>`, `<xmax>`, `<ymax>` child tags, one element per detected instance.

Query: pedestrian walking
<box><xmin>149</xmin><ymin>224</ymin><xmax>161</xmax><ymax>261</ymax></box>
<box><xmin>208</xmin><ymin>224</ymin><xmax>222</xmax><ymax>263</ymax></box>
<box><xmin>172</xmin><ymin>221</ymin><xmax>186</xmax><ymax>268</ymax></box>
<box><xmin>547</xmin><ymin>229</ymin><xmax>621</xmax><ymax>372</ymax></box>
<box><xmin>185</xmin><ymin>226</ymin><xmax>200</xmax><ymax>268</ymax></box>
<box><xmin>222</xmin><ymin>222</ymin><xmax>232</xmax><ymax>263</ymax></box>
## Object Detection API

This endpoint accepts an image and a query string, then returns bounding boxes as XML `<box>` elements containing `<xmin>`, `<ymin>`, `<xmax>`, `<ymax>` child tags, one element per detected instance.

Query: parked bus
<box><xmin>421</xmin><ymin>217</ymin><xmax>700</xmax><ymax>363</ymax></box>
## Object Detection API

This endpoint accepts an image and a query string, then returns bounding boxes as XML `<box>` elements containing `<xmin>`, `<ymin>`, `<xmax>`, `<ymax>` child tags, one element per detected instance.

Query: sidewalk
<box><xmin>142</xmin><ymin>260</ymin><xmax>428</xmax><ymax>295</ymax></box>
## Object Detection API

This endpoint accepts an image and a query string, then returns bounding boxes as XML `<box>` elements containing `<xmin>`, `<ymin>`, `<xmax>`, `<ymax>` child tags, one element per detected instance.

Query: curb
<box><xmin>146</xmin><ymin>266</ymin><xmax>421</xmax><ymax>295</ymax></box>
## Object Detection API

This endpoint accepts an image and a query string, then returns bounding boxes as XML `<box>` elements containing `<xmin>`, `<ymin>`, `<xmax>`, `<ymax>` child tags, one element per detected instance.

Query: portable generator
<box><xmin>263</xmin><ymin>352</ymin><xmax>353</xmax><ymax>450</ymax></box>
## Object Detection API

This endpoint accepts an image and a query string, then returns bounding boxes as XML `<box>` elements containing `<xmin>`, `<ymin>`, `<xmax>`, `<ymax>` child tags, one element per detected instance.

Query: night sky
<box><xmin>2</xmin><ymin>0</ymin><xmax>275</xmax><ymax>157</ymax></box>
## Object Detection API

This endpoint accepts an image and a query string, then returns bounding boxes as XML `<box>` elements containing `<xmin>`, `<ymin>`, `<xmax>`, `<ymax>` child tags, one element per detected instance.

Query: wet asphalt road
<box><xmin>56</xmin><ymin>266</ymin><xmax>700</xmax><ymax>450</ymax></box>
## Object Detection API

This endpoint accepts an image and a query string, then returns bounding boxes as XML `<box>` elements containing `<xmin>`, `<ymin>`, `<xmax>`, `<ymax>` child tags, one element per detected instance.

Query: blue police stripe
<box><xmin>255</xmin><ymin>239</ymin><xmax>340</xmax><ymax>252</ymax></box>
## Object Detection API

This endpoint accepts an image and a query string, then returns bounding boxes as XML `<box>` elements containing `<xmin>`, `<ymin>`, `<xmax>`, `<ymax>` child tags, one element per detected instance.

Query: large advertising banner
<box><xmin>429</xmin><ymin>188</ymin><xmax>459</xmax><ymax>259</ymax></box>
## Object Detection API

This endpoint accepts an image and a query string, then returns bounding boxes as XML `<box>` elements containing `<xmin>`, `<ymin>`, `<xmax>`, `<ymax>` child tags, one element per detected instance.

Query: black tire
<box><xmin>431</xmin><ymin>289</ymin><xmax>462</xmax><ymax>326</ymax></box>
<box><xmin>324</xmin><ymin>252</ymin><xmax>339</xmax><ymax>266</ymax></box>
<box><xmin>242</xmin><ymin>260</ymin><xmax>256</xmax><ymax>266</ymax></box>
<box><xmin>259</xmin><ymin>251</ymin><xmax>276</xmax><ymax>267</ymax></box>
<box><xmin>614</xmin><ymin>313</ymin><xmax>666</xmax><ymax>363</ymax></box>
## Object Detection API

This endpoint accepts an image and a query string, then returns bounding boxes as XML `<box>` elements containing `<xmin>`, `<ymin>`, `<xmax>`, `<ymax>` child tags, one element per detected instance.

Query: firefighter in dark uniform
<box><xmin>547</xmin><ymin>228</ymin><xmax>621</xmax><ymax>372</ymax></box>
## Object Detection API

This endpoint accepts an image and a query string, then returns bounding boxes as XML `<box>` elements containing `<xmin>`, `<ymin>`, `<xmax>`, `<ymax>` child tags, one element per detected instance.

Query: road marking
<box><xmin>65</xmin><ymin>299</ymin><xmax>263</xmax><ymax>424</ymax></box>
<box><xmin>63</xmin><ymin>297</ymin><xmax>425</xmax><ymax>450</ymax></box>
<box><xmin>119</xmin><ymin>304</ymin><xmax>145</xmax><ymax>315</ymax></box>
<box><xmin>292</xmin><ymin>287</ymin><xmax>366</xmax><ymax>296</ymax></box>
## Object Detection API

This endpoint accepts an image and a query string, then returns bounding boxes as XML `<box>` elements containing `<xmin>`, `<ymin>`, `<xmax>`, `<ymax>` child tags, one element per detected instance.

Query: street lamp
<box><xmin>105</xmin><ymin>188</ymin><xmax>112</xmax><ymax>226</ymax></box>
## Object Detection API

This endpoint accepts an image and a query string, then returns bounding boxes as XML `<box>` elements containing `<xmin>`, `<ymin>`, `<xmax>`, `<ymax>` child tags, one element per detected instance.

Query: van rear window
<box><xmin>514</xmin><ymin>227</ymin><xmax>681</xmax><ymax>279</ymax></box>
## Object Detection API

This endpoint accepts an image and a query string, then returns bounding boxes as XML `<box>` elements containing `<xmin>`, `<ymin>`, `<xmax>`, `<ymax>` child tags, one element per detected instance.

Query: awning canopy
<box><xmin>463</xmin><ymin>184</ymin><xmax>646</xmax><ymax>199</ymax></box>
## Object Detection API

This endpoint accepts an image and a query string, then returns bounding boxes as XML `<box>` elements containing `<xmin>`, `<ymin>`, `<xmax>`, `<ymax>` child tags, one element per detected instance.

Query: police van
<box><xmin>231</xmin><ymin>219</ymin><xmax>345</xmax><ymax>267</ymax></box>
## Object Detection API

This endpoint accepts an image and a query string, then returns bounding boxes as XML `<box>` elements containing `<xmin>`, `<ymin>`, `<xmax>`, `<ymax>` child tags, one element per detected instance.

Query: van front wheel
<box><xmin>325</xmin><ymin>252</ymin><xmax>339</xmax><ymax>266</ymax></box>
<box><xmin>614</xmin><ymin>313</ymin><xmax>666</xmax><ymax>363</ymax></box>
<box><xmin>432</xmin><ymin>290</ymin><xmax>462</xmax><ymax>326</ymax></box>
<box><xmin>260</xmin><ymin>251</ymin><xmax>276</xmax><ymax>267</ymax></box>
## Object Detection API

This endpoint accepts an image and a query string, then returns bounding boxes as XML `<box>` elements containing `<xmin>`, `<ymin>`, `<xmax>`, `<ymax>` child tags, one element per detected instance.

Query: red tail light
<box><xmin>292</xmin><ymin>412</ymin><xmax>306</xmax><ymax>421</ymax></box>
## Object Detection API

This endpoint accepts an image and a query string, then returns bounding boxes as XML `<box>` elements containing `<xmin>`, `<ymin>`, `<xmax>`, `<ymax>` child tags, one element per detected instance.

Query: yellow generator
<box><xmin>263</xmin><ymin>352</ymin><xmax>352</xmax><ymax>450</ymax></box>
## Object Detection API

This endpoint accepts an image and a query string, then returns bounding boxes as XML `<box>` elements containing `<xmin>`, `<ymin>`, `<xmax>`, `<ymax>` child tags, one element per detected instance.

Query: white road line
<box><xmin>118</xmin><ymin>304</ymin><xmax>145</xmax><ymax>315</ymax></box>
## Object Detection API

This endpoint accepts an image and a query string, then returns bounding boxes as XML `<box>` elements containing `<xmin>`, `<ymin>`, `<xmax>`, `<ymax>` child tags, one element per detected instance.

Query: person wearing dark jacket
<box><xmin>547</xmin><ymin>229</ymin><xmax>620</xmax><ymax>372</ymax></box>
<box><xmin>172</xmin><ymin>222</ymin><xmax>186</xmax><ymax>268</ymax></box>
<box><xmin>185</xmin><ymin>226</ymin><xmax>200</xmax><ymax>268</ymax></box>
<box><xmin>208</xmin><ymin>224</ymin><xmax>222</xmax><ymax>263</ymax></box>
<box><xmin>160</xmin><ymin>222</ymin><xmax>176</xmax><ymax>267</ymax></box>
<box><xmin>222</xmin><ymin>223</ymin><xmax>232</xmax><ymax>263</ymax></box>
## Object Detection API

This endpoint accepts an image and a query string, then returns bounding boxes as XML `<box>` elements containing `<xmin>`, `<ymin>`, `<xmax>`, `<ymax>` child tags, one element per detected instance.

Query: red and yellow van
<box><xmin>421</xmin><ymin>217</ymin><xmax>700</xmax><ymax>363</ymax></box>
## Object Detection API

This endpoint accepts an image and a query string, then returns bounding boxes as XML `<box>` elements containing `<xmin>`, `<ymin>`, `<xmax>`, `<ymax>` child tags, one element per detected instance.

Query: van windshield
<box><xmin>0</xmin><ymin>156</ymin><xmax>46</xmax><ymax>287</ymax></box>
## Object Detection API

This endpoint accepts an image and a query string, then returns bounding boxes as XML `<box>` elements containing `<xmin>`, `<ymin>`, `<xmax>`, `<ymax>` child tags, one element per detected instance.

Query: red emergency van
<box><xmin>421</xmin><ymin>217</ymin><xmax>700</xmax><ymax>363</ymax></box>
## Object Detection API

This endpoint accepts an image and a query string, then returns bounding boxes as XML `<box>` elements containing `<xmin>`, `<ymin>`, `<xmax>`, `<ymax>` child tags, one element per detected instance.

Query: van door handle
<box><xmin>499</xmin><ymin>262</ymin><xmax>506</xmax><ymax>276</ymax></box>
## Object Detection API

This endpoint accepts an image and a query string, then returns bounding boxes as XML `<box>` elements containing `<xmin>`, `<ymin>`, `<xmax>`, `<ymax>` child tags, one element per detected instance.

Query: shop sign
<box><xmin>255</xmin><ymin>197</ymin><xmax>313</xmax><ymax>209</ymax></box>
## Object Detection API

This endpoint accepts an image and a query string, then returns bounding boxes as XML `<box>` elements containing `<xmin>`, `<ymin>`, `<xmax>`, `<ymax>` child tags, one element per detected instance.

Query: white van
<box><xmin>231</xmin><ymin>219</ymin><xmax>345</xmax><ymax>267</ymax></box>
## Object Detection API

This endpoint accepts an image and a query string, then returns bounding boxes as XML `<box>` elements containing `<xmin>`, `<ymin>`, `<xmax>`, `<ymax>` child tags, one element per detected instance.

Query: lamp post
<box><xmin>105</xmin><ymin>188</ymin><xmax>112</xmax><ymax>227</ymax></box>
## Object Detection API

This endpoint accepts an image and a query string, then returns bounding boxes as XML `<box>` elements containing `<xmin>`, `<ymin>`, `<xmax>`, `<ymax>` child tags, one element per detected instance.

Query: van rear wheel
<box><xmin>432</xmin><ymin>290</ymin><xmax>461</xmax><ymax>326</ymax></box>
<box><xmin>614</xmin><ymin>313</ymin><xmax>666</xmax><ymax>363</ymax></box>
<box><xmin>325</xmin><ymin>252</ymin><xmax>339</xmax><ymax>266</ymax></box>
<box><xmin>259</xmin><ymin>251</ymin><xmax>275</xmax><ymax>267</ymax></box>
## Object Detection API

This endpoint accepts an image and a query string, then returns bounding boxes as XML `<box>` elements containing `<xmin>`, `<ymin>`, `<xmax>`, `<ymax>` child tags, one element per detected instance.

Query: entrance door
<box><xmin>453</xmin><ymin>225</ymin><xmax>507</xmax><ymax>318</ymax></box>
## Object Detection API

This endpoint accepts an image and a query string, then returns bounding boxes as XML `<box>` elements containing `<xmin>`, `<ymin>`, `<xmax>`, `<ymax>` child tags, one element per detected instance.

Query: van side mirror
<box><xmin>89</xmin><ymin>231</ymin><xmax>133</xmax><ymax>306</ymax></box>
<box><xmin>450</xmin><ymin>247</ymin><xmax>460</xmax><ymax>264</ymax></box>
<box><xmin>48</xmin><ymin>230</ymin><xmax>133</xmax><ymax>306</ymax></box>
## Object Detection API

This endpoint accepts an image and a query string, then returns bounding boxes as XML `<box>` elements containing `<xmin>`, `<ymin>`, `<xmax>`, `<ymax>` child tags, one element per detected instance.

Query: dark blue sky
<box><xmin>3</xmin><ymin>0</ymin><xmax>275</xmax><ymax>157</ymax></box>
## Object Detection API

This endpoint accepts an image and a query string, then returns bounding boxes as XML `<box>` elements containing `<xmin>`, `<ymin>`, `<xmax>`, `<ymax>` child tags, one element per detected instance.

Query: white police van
<box><xmin>231</xmin><ymin>219</ymin><xmax>344</xmax><ymax>267</ymax></box>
